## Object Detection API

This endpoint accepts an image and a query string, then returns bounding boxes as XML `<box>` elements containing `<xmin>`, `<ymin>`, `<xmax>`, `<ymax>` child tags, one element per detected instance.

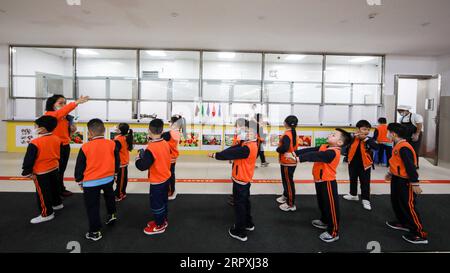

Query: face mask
<box><xmin>33</xmin><ymin>128</ymin><xmax>43</xmax><ymax>135</ymax></box>
<box><xmin>55</xmin><ymin>105</ymin><xmax>62</xmax><ymax>111</ymax></box>
<box><xmin>399</xmin><ymin>111</ymin><xmax>407</xmax><ymax>117</ymax></box>
<box><xmin>238</xmin><ymin>130</ymin><xmax>247</xmax><ymax>141</ymax></box>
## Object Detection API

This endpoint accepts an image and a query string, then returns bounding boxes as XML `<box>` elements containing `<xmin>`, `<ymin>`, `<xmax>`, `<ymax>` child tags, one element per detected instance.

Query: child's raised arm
<box><xmin>135</xmin><ymin>149</ymin><xmax>155</xmax><ymax>171</ymax></box>
<box><xmin>22</xmin><ymin>143</ymin><xmax>38</xmax><ymax>177</ymax></box>
<box><xmin>208</xmin><ymin>145</ymin><xmax>250</xmax><ymax>161</ymax></box>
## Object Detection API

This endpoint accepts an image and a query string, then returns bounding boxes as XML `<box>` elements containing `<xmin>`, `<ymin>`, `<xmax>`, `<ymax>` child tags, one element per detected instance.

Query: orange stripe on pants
<box><xmin>408</xmin><ymin>185</ymin><xmax>426</xmax><ymax>238</ymax></box>
<box><xmin>327</xmin><ymin>181</ymin><xmax>338</xmax><ymax>237</ymax></box>
<box><xmin>32</xmin><ymin>176</ymin><xmax>47</xmax><ymax>217</ymax></box>
<box><xmin>119</xmin><ymin>167</ymin><xmax>125</xmax><ymax>198</ymax></box>
<box><xmin>284</xmin><ymin>167</ymin><xmax>293</xmax><ymax>206</ymax></box>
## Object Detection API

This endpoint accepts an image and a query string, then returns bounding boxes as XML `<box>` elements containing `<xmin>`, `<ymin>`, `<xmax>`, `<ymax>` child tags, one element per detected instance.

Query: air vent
<box><xmin>142</xmin><ymin>71</ymin><xmax>159</xmax><ymax>79</ymax></box>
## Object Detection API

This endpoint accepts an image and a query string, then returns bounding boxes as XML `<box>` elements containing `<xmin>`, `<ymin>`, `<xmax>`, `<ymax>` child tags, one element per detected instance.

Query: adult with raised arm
<box><xmin>45</xmin><ymin>94</ymin><xmax>90</xmax><ymax>197</ymax></box>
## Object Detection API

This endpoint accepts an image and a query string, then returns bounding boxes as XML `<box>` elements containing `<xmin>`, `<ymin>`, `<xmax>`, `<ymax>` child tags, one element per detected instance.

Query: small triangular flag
<box><xmin>212</xmin><ymin>104</ymin><xmax>216</xmax><ymax>117</ymax></box>
<box><xmin>206</xmin><ymin>103</ymin><xmax>210</xmax><ymax>116</ymax></box>
<box><xmin>218</xmin><ymin>104</ymin><xmax>221</xmax><ymax>117</ymax></box>
<box><xmin>194</xmin><ymin>104</ymin><xmax>199</xmax><ymax>117</ymax></box>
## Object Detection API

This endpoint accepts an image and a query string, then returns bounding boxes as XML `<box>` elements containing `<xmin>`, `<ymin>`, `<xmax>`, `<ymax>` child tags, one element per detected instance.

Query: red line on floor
<box><xmin>1</xmin><ymin>176</ymin><xmax>450</xmax><ymax>184</ymax></box>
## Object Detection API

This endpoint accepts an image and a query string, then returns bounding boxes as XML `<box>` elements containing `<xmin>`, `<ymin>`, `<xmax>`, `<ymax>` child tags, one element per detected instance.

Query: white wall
<box><xmin>0</xmin><ymin>44</ymin><xmax>9</xmax><ymax>151</ymax></box>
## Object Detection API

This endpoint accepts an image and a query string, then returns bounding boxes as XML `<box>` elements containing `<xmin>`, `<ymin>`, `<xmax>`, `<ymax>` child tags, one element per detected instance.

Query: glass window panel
<box><xmin>12</xmin><ymin>77</ymin><xmax>36</xmax><ymax>97</ymax></box>
<box><xmin>140</xmin><ymin>50</ymin><xmax>199</xmax><ymax>79</ymax></box>
<box><xmin>172</xmin><ymin>102</ymin><xmax>196</xmax><ymax>125</ymax></box>
<box><xmin>201</xmin><ymin>102</ymin><xmax>230</xmax><ymax>125</ymax></box>
<box><xmin>77</xmin><ymin>100</ymin><xmax>107</xmax><ymax>121</ymax></box>
<box><xmin>293</xmin><ymin>83</ymin><xmax>322</xmax><ymax>103</ymax></box>
<box><xmin>233</xmin><ymin>84</ymin><xmax>260</xmax><ymax>102</ymax></box>
<box><xmin>76</xmin><ymin>49</ymin><xmax>137</xmax><ymax>77</ymax></box>
<box><xmin>231</xmin><ymin>103</ymin><xmax>262</xmax><ymax>121</ymax></box>
<box><xmin>266</xmin><ymin>83</ymin><xmax>291</xmax><ymax>103</ymax></box>
<box><xmin>352</xmin><ymin>84</ymin><xmax>381</xmax><ymax>104</ymax></box>
<box><xmin>78</xmin><ymin>79</ymin><xmax>106</xmax><ymax>99</ymax></box>
<box><xmin>140</xmin><ymin>80</ymin><xmax>168</xmax><ymax>100</ymax></box>
<box><xmin>265</xmin><ymin>54</ymin><xmax>323</xmax><ymax>82</ymax></box>
<box><xmin>140</xmin><ymin>101</ymin><xmax>167</xmax><ymax>121</ymax></box>
<box><xmin>108</xmin><ymin>101</ymin><xmax>132</xmax><ymax>120</ymax></box>
<box><xmin>172</xmin><ymin>80</ymin><xmax>199</xmax><ymax>101</ymax></box>
<box><xmin>351</xmin><ymin>105</ymin><xmax>378</xmax><ymax>126</ymax></box>
<box><xmin>14</xmin><ymin>99</ymin><xmax>38</xmax><ymax>119</ymax></box>
<box><xmin>203</xmin><ymin>52</ymin><xmax>262</xmax><ymax>80</ymax></box>
<box><xmin>322</xmin><ymin>105</ymin><xmax>349</xmax><ymax>125</ymax></box>
<box><xmin>293</xmin><ymin>105</ymin><xmax>320</xmax><ymax>125</ymax></box>
<box><xmin>110</xmin><ymin>80</ymin><xmax>134</xmax><ymax>99</ymax></box>
<box><xmin>202</xmin><ymin>82</ymin><xmax>230</xmax><ymax>101</ymax></box>
<box><xmin>324</xmin><ymin>84</ymin><xmax>351</xmax><ymax>103</ymax></box>
<box><xmin>325</xmin><ymin>55</ymin><xmax>382</xmax><ymax>84</ymax></box>
<box><xmin>268</xmin><ymin>104</ymin><xmax>292</xmax><ymax>125</ymax></box>
<box><xmin>12</xmin><ymin>47</ymin><xmax>73</xmax><ymax>76</ymax></box>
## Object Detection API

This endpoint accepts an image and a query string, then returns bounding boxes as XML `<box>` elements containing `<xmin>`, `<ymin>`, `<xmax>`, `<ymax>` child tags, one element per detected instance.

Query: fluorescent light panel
<box><xmin>218</xmin><ymin>52</ymin><xmax>236</xmax><ymax>59</ymax></box>
<box><xmin>146</xmin><ymin>50</ymin><xmax>167</xmax><ymax>57</ymax></box>
<box><xmin>285</xmin><ymin>54</ymin><xmax>306</xmax><ymax>61</ymax></box>
<box><xmin>349</xmin><ymin>56</ymin><xmax>376</xmax><ymax>63</ymax></box>
<box><xmin>77</xmin><ymin>49</ymin><xmax>99</xmax><ymax>55</ymax></box>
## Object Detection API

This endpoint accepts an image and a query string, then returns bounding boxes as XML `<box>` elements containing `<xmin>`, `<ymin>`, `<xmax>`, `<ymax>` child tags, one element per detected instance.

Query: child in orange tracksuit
<box><xmin>136</xmin><ymin>119</ymin><xmax>172</xmax><ymax>235</ymax></box>
<box><xmin>374</xmin><ymin>117</ymin><xmax>393</xmax><ymax>166</ymax></box>
<box><xmin>22</xmin><ymin>116</ymin><xmax>63</xmax><ymax>224</ymax></box>
<box><xmin>208</xmin><ymin>120</ymin><xmax>258</xmax><ymax>242</ymax></box>
<box><xmin>227</xmin><ymin>118</ymin><xmax>248</xmax><ymax>206</ymax></box>
<box><xmin>385</xmin><ymin>123</ymin><xmax>428</xmax><ymax>245</ymax></box>
<box><xmin>113</xmin><ymin>123</ymin><xmax>133</xmax><ymax>202</ymax></box>
<box><xmin>276</xmin><ymin>115</ymin><xmax>300</xmax><ymax>212</ymax></box>
<box><xmin>162</xmin><ymin>115</ymin><xmax>184</xmax><ymax>200</ymax></box>
<box><xmin>289</xmin><ymin>128</ymin><xmax>352</xmax><ymax>243</ymax></box>
<box><xmin>75</xmin><ymin>119</ymin><xmax>120</xmax><ymax>241</ymax></box>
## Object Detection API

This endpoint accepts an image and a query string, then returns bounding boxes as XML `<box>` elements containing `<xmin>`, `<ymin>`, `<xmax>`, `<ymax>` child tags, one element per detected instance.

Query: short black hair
<box><xmin>335</xmin><ymin>128</ymin><xmax>352</xmax><ymax>147</ymax></box>
<box><xmin>356</xmin><ymin>119</ymin><xmax>371</xmax><ymax>129</ymax></box>
<box><xmin>149</xmin><ymin>118</ymin><xmax>164</xmax><ymax>134</ymax></box>
<box><xmin>387</xmin><ymin>123</ymin><xmax>408</xmax><ymax>139</ymax></box>
<box><xmin>87</xmin><ymin>118</ymin><xmax>105</xmax><ymax>135</ymax></box>
<box><xmin>35</xmin><ymin>116</ymin><xmax>57</xmax><ymax>132</ymax></box>
<box><xmin>378</xmin><ymin>117</ymin><xmax>387</xmax><ymax>124</ymax></box>
<box><xmin>45</xmin><ymin>94</ymin><xmax>65</xmax><ymax>111</ymax></box>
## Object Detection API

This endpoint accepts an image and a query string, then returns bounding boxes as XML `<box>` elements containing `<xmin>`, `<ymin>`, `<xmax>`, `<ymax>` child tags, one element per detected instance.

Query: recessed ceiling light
<box><xmin>349</xmin><ymin>57</ymin><xmax>376</xmax><ymax>63</ymax></box>
<box><xmin>146</xmin><ymin>50</ymin><xmax>167</xmax><ymax>57</ymax></box>
<box><xmin>366</xmin><ymin>0</ymin><xmax>382</xmax><ymax>6</ymax></box>
<box><xmin>77</xmin><ymin>49</ymin><xmax>98</xmax><ymax>55</ymax></box>
<box><xmin>170</xmin><ymin>12</ymin><xmax>179</xmax><ymax>17</ymax></box>
<box><xmin>285</xmin><ymin>55</ymin><xmax>306</xmax><ymax>61</ymax></box>
<box><xmin>218</xmin><ymin>52</ymin><xmax>236</xmax><ymax>59</ymax></box>
<box><xmin>66</xmin><ymin>0</ymin><xmax>81</xmax><ymax>6</ymax></box>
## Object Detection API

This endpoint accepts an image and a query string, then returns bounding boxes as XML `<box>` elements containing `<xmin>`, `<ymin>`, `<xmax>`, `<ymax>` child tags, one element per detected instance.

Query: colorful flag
<box><xmin>218</xmin><ymin>104</ymin><xmax>221</xmax><ymax>117</ymax></box>
<box><xmin>212</xmin><ymin>104</ymin><xmax>216</xmax><ymax>117</ymax></box>
<box><xmin>194</xmin><ymin>104</ymin><xmax>199</xmax><ymax>117</ymax></box>
<box><xmin>201</xmin><ymin>104</ymin><xmax>204</xmax><ymax>117</ymax></box>
<box><xmin>206</xmin><ymin>103</ymin><xmax>210</xmax><ymax>116</ymax></box>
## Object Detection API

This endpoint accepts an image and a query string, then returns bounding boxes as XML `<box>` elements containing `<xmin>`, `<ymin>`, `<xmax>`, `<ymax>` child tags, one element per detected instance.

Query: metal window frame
<box><xmin>8</xmin><ymin>44</ymin><xmax>385</xmax><ymax>125</ymax></box>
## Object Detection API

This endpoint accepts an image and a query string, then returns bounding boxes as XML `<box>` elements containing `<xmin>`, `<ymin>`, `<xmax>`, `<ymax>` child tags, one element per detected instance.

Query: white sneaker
<box><xmin>343</xmin><ymin>194</ymin><xmax>359</xmax><ymax>201</ymax></box>
<box><xmin>279</xmin><ymin>203</ymin><xmax>296</xmax><ymax>212</ymax></box>
<box><xmin>276</xmin><ymin>195</ymin><xmax>287</xmax><ymax>204</ymax></box>
<box><xmin>261</xmin><ymin>162</ymin><xmax>269</xmax><ymax>167</ymax></box>
<box><xmin>319</xmin><ymin>231</ymin><xmax>339</xmax><ymax>243</ymax></box>
<box><xmin>168</xmin><ymin>191</ymin><xmax>177</xmax><ymax>201</ymax></box>
<box><xmin>30</xmin><ymin>213</ymin><xmax>55</xmax><ymax>224</ymax></box>
<box><xmin>52</xmin><ymin>204</ymin><xmax>64</xmax><ymax>210</ymax></box>
<box><xmin>362</xmin><ymin>200</ymin><xmax>372</xmax><ymax>211</ymax></box>
<box><xmin>311</xmin><ymin>219</ymin><xmax>328</xmax><ymax>230</ymax></box>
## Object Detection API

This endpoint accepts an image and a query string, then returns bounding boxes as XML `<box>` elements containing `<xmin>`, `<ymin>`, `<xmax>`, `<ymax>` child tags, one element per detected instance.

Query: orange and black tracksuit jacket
<box><xmin>114</xmin><ymin>135</ymin><xmax>130</xmax><ymax>197</ymax></box>
<box><xmin>389</xmin><ymin>140</ymin><xmax>427</xmax><ymax>238</ymax></box>
<box><xmin>214</xmin><ymin>139</ymin><xmax>258</xmax><ymax>184</ymax></box>
<box><xmin>295</xmin><ymin>145</ymin><xmax>341</xmax><ymax>237</ymax></box>
<box><xmin>347</xmin><ymin>136</ymin><xmax>378</xmax><ymax>200</ymax></box>
<box><xmin>44</xmin><ymin>102</ymin><xmax>78</xmax><ymax>146</ymax></box>
<box><xmin>374</xmin><ymin>124</ymin><xmax>390</xmax><ymax>144</ymax></box>
<box><xmin>22</xmin><ymin>133</ymin><xmax>62</xmax><ymax>217</ymax></box>
<box><xmin>162</xmin><ymin>129</ymin><xmax>181</xmax><ymax>194</ymax></box>
<box><xmin>74</xmin><ymin>136</ymin><xmax>121</xmax><ymax>187</ymax></box>
<box><xmin>135</xmin><ymin>138</ymin><xmax>172</xmax><ymax>184</ymax></box>
<box><xmin>276</xmin><ymin>130</ymin><xmax>300</xmax><ymax>206</ymax></box>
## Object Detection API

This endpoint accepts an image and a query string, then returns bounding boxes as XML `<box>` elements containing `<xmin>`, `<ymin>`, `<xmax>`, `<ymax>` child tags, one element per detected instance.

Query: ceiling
<box><xmin>1</xmin><ymin>0</ymin><xmax>450</xmax><ymax>56</ymax></box>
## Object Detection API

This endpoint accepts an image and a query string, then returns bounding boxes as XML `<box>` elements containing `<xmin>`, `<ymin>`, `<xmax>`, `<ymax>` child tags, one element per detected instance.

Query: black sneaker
<box><xmin>246</xmin><ymin>223</ymin><xmax>255</xmax><ymax>231</ymax></box>
<box><xmin>402</xmin><ymin>233</ymin><xmax>428</xmax><ymax>245</ymax></box>
<box><xmin>85</xmin><ymin>231</ymin><xmax>102</xmax><ymax>241</ymax></box>
<box><xmin>61</xmin><ymin>190</ymin><xmax>73</xmax><ymax>198</ymax></box>
<box><xmin>106</xmin><ymin>213</ymin><xmax>117</xmax><ymax>225</ymax></box>
<box><xmin>386</xmin><ymin>221</ymin><xmax>410</xmax><ymax>232</ymax></box>
<box><xmin>228</xmin><ymin>227</ymin><xmax>247</xmax><ymax>242</ymax></box>
<box><xmin>227</xmin><ymin>195</ymin><xmax>235</xmax><ymax>206</ymax></box>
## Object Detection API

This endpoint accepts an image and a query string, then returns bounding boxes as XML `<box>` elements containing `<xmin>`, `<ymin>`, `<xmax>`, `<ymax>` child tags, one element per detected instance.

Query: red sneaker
<box><xmin>147</xmin><ymin>220</ymin><xmax>168</xmax><ymax>229</ymax></box>
<box><xmin>144</xmin><ymin>221</ymin><xmax>166</xmax><ymax>235</ymax></box>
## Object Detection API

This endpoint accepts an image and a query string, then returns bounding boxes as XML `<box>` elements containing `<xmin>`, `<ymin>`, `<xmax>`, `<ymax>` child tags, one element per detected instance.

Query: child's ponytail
<box><xmin>284</xmin><ymin>115</ymin><xmax>299</xmax><ymax>147</ymax></box>
<box><xmin>126</xmin><ymin>129</ymin><xmax>134</xmax><ymax>151</ymax></box>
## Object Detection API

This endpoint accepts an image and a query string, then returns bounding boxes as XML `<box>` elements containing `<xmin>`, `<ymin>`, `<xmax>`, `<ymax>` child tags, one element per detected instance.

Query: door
<box><xmin>395</xmin><ymin>75</ymin><xmax>441</xmax><ymax>165</ymax></box>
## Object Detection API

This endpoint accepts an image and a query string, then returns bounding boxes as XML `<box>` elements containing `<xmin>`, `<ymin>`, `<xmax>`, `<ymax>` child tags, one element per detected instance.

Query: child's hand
<box><xmin>412</xmin><ymin>185</ymin><xmax>423</xmax><ymax>194</ymax></box>
<box><xmin>385</xmin><ymin>173</ymin><xmax>392</xmax><ymax>182</ymax></box>
<box><xmin>77</xmin><ymin>182</ymin><xmax>83</xmax><ymax>191</ymax></box>
<box><xmin>284</xmin><ymin>152</ymin><xmax>297</xmax><ymax>161</ymax></box>
<box><xmin>75</xmin><ymin>96</ymin><xmax>90</xmax><ymax>105</ymax></box>
<box><xmin>207</xmin><ymin>153</ymin><xmax>215</xmax><ymax>158</ymax></box>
